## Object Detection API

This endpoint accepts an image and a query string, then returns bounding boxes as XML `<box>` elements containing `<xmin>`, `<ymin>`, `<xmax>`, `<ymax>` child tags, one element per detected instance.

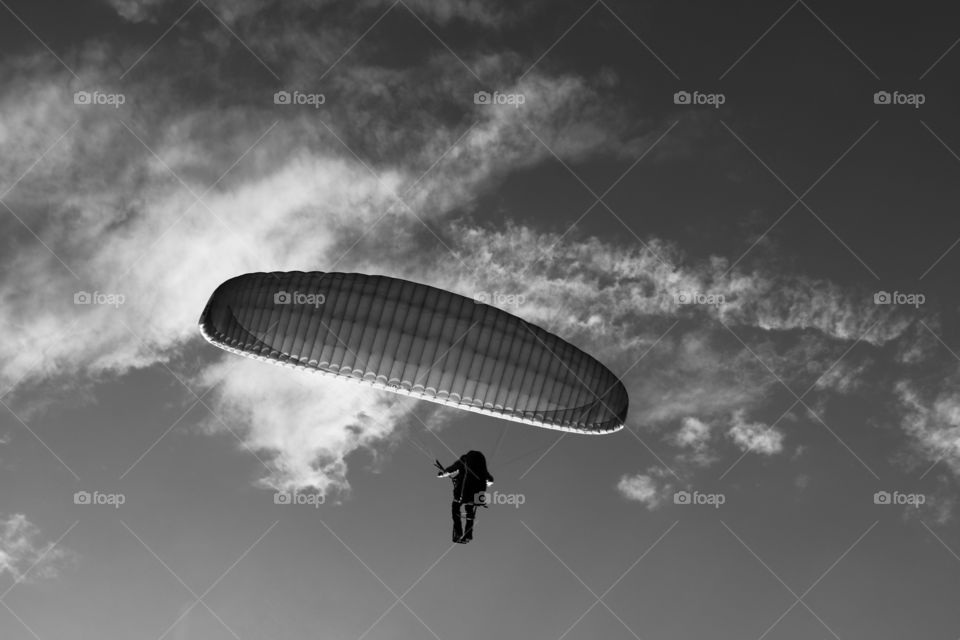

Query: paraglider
<box><xmin>436</xmin><ymin>451</ymin><xmax>493</xmax><ymax>543</ymax></box>
<box><xmin>198</xmin><ymin>271</ymin><xmax>628</xmax><ymax>433</ymax></box>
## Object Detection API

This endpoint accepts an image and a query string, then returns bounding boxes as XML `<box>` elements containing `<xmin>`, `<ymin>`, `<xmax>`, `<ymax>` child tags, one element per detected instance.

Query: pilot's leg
<box><xmin>462</xmin><ymin>503</ymin><xmax>476</xmax><ymax>542</ymax></box>
<box><xmin>451</xmin><ymin>501</ymin><xmax>463</xmax><ymax>542</ymax></box>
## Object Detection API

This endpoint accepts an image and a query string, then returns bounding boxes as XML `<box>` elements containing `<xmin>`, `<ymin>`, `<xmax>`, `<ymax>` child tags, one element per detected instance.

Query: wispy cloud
<box><xmin>105</xmin><ymin>0</ymin><xmax>523</xmax><ymax>27</ymax></box>
<box><xmin>896</xmin><ymin>375</ymin><xmax>960</xmax><ymax>476</ymax></box>
<box><xmin>0</xmin><ymin>514</ymin><xmax>74</xmax><ymax>583</ymax></box>
<box><xmin>196</xmin><ymin>359</ymin><xmax>420</xmax><ymax>494</ymax></box>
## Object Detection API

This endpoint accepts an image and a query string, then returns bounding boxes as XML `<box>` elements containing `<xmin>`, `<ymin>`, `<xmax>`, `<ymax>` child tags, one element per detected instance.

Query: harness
<box><xmin>435</xmin><ymin>459</ymin><xmax>488</xmax><ymax>508</ymax></box>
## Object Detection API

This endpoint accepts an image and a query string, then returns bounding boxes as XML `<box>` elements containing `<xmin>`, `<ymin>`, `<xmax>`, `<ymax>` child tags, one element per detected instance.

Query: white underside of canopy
<box><xmin>199</xmin><ymin>321</ymin><xmax>624</xmax><ymax>435</ymax></box>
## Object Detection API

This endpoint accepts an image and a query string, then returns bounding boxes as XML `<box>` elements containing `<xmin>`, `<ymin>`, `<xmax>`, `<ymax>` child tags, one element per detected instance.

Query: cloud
<box><xmin>675</xmin><ymin>416</ymin><xmax>711</xmax><ymax>448</ymax></box>
<box><xmin>105</xmin><ymin>0</ymin><xmax>521</xmax><ymax>26</ymax></box>
<box><xmin>0</xmin><ymin>10</ymin><xmax>666</xmax><ymax>495</ymax></box>
<box><xmin>896</xmin><ymin>377</ymin><xmax>960</xmax><ymax>476</ymax></box>
<box><xmin>196</xmin><ymin>358</ymin><xmax>421</xmax><ymax>494</ymax></box>
<box><xmin>396</xmin><ymin>0</ymin><xmax>517</xmax><ymax>26</ymax></box>
<box><xmin>910</xmin><ymin>477</ymin><xmax>956</xmax><ymax>525</ymax></box>
<box><xmin>0</xmin><ymin>514</ymin><xmax>74</xmax><ymax>583</ymax></box>
<box><xmin>105</xmin><ymin>0</ymin><xmax>168</xmax><ymax>22</ymax></box>
<box><xmin>814</xmin><ymin>357</ymin><xmax>871</xmax><ymax>394</ymax></box>
<box><xmin>670</xmin><ymin>416</ymin><xmax>716</xmax><ymax>467</ymax></box>
<box><xmin>617</xmin><ymin>468</ymin><xmax>674</xmax><ymax>510</ymax></box>
<box><xmin>421</xmin><ymin>222</ymin><xmax>914</xmax><ymax>431</ymax></box>
<box><xmin>727</xmin><ymin>409</ymin><xmax>784</xmax><ymax>455</ymax></box>
<box><xmin>718</xmin><ymin>275</ymin><xmax>910</xmax><ymax>345</ymax></box>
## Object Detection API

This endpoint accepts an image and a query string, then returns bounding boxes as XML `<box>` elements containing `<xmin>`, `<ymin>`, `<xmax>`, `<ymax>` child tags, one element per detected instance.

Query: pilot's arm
<box><xmin>438</xmin><ymin>461</ymin><xmax>462</xmax><ymax>478</ymax></box>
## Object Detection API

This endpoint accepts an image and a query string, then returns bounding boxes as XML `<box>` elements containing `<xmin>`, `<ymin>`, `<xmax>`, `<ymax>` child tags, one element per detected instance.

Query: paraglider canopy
<box><xmin>199</xmin><ymin>271</ymin><xmax>628</xmax><ymax>433</ymax></box>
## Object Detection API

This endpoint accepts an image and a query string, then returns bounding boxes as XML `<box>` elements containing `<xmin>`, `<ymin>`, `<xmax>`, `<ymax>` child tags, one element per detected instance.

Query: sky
<box><xmin>1</xmin><ymin>0</ymin><xmax>960</xmax><ymax>638</ymax></box>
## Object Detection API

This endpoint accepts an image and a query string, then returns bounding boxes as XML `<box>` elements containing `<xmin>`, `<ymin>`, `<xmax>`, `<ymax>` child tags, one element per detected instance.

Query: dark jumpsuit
<box><xmin>444</xmin><ymin>452</ymin><xmax>494</xmax><ymax>542</ymax></box>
